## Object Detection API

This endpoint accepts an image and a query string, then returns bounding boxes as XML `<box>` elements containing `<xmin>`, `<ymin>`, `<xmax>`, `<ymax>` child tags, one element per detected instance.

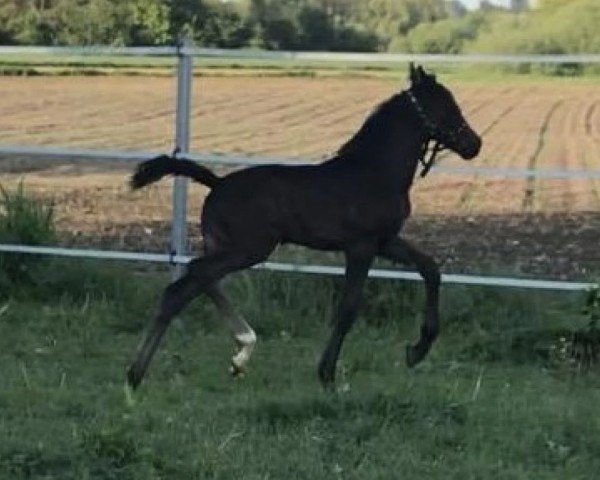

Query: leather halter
<box><xmin>406</xmin><ymin>89</ymin><xmax>469</xmax><ymax>178</ymax></box>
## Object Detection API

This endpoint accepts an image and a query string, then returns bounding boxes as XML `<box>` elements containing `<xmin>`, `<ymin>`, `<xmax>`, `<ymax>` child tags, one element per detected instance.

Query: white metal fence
<box><xmin>1</xmin><ymin>45</ymin><xmax>600</xmax><ymax>64</ymax></box>
<box><xmin>0</xmin><ymin>45</ymin><xmax>597</xmax><ymax>291</ymax></box>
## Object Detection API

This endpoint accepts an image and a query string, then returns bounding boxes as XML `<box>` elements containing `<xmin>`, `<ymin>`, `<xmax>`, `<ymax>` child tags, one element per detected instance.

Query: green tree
<box><xmin>167</xmin><ymin>0</ymin><xmax>252</xmax><ymax>48</ymax></box>
<box><xmin>298</xmin><ymin>5</ymin><xmax>335</xmax><ymax>49</ymax></box>
<box><xmin>129</xmin><ymin>0</ymin><xmax>170</xmax><ymax>45</ymax></box>
<box><xmin>247</xmin><ymin>0</ymin><xmax>301</xmax><ymax>49</ymax></box>
<box><xmin>0</xmin><ymin>0</ymin><xmax>55</xmax><ymax>44</ymax></box>
<box><xmin>349</xmin><ymin>0</ymin><xmax>447</xmax><ymax>47</ymax></box>
<box><xmin>468</xmin><ymin>0</ymin><xmax>600</xmax><ymax>55</ymax></box>
<box><xmin>48</xmin><ymin>0</ymin><xmax>132</xmax><ymax>45</ymax></box>
<box><xmin>402</xmin><ymin>11</ymin><xmax>488</xmax><ymax>53</ymax></box>
<box><xmin>246</xmin><ymin>0</ymin><xmax>379</xmax><ymax>50</ymax></box>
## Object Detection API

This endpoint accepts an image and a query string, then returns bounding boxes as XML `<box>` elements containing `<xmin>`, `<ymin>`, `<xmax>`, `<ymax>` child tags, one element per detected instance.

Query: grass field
<box><xmin>1</xmin><ymin>258</ymin><xmax>599</xmax><ymax>479</ymax></box>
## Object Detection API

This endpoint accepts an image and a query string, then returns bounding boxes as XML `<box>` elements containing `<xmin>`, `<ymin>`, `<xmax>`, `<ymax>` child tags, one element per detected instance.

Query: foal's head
<box><xmin>407</xmin><ymin>63</ymin><xmax>481</xmax><ymax>160</ymax></box>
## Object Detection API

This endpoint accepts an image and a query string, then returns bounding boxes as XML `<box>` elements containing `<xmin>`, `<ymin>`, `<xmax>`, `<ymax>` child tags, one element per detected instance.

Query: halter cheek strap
<box><xmin>406</xmin><ymin>89</ymin><xmax>468</xmax><ymax>178</ymax></box>
<box><xmin>418</xmin><ymin>140</ymin><xmax>443</xmax><ymax>178</ymax></box>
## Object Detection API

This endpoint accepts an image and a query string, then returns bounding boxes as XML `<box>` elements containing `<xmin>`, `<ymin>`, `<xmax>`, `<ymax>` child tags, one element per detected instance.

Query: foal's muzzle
<box><xmin>456</xmin><ymin>127</ymin><xmax>482</xmax><ymax>160</ymax></box>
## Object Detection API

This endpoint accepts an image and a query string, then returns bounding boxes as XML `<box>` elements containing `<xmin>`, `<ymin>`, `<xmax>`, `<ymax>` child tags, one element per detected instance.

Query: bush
<box><xmin>0</xmin><ymin>181</ymin><xmax>56</xmax><ymax>288</ymax></box>
<box><xmin>400</xmin><ymin>12</ymin><xmax>489</xmax><ymax>54</ymax></box>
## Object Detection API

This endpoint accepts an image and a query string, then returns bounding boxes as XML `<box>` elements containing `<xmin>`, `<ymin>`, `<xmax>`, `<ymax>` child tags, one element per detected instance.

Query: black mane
<box><xmin>337</xmin><ymin>93</ymin><xmax>407</xmax><ymax>159</ymax></box>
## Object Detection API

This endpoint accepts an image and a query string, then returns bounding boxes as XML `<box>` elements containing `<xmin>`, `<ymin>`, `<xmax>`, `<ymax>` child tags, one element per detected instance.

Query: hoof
<box><xmin>317</xmin><ymin>365</ymin><xmax>335</xmax><ymax>390</ymax></box>
<box><xmin>321</xmin><ymin>381</ymin><xmax>336</xmax><ymax>393</ymax></box>
<box><xmin>126</xmin><ymin>364</ymin><xmax>143</xmax><ymax>390</ymax></box>
<box><xmin>229</xmin><ymin>362</ymin><xmax>245</xmax><ymax>378</ymax></box>
<box><xmin>406</xmin><ymin>344</ymin><xmax>426</xmax><ymax>368</ymax></box>
<box><xmin>319</xmin><ymin>377</ymin><xmax>335</xmax><ymax>392</ymax></box>
<box><xmin>123</xmin><ymin>381</ymin><xmax>137</xmax><ymax>407</ymax></box>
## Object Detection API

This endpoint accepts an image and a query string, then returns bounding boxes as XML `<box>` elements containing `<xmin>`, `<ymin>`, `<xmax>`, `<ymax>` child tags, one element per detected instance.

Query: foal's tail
<box><xmin>130</xmin><ymin>154</ymin><xmax>220</xmax><ymax>190</ymax></box>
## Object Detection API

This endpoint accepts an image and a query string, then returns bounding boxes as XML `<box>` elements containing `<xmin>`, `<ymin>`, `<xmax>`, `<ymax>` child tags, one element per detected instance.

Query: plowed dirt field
<box><xmin>0</xmin><ymin>76</ymin><xmax>598</xmax><ymax>279</ymax></box>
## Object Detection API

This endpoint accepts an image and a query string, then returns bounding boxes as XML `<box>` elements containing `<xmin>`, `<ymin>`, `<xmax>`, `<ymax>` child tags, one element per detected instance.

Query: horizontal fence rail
<box><xmin>0</xmin><ymin>46</ymin><xmax>177</xmax><ymax>56</ymax></box>
<box><xmin>0</xmin><ymin>145</ymin><xmax>153</xmax><ymax>162</ymax></box>
<box><xmin>1</xmin><ymin>46</ymin><xmax>600</xmax><ymax>65</ymax></box>
<box><xmin>185</xmin><ymin>49</ymin><xmax>600</xmax><ymax>65</ymax></box>
<box><xmin>2</xmin><ymin>145</ymin><xmax>600</xmax><ymax>179</ymax></box>
<box><xmin>0</xmin><ymin>245</ymin><xmax>593</xmax><ymax>292</ymax></box>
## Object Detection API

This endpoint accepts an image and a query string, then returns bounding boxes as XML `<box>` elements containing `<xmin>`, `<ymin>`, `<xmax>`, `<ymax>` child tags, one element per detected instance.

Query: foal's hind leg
<box><xmin>205</xmin><ymin>282</ymin><xmax>256</xmax><ymax>376</ymax></box>
<box><xmin>379</xmin><ymin>236</ymin><xmax>441</xmax><ymax>367</ymax></box>
<box><xmin>127</xmin><ymin>252</ymin><xmax>255</xmax><ymax>389</ymax></box>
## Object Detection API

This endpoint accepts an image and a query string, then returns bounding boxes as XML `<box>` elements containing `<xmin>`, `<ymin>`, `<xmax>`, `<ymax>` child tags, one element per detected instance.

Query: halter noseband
<box><xmin>406</xmin><ymin>89</ymin><xmax>469</xmax><ymax>178</ymax></box>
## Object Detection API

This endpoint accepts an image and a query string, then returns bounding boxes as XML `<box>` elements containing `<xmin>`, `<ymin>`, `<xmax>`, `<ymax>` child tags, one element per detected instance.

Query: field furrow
<box><xmin>521</xmin><ymin>99</ymin><xmax>564</xmax><ymax>211</ymax></box>
<box><xmin>585</xmin><ymin>99</ymin><xmax>598</xmax><ymax>136</ymax></box>
<box><xmin>537</xmin><ymin>97</ymin><xmax>588</xmax><ymax>211</ymax></box>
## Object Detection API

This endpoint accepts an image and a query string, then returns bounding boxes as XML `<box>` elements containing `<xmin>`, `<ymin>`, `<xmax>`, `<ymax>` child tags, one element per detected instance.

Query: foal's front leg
<box><xmin>318</xmin><ymin>244</ymin><xmax>375</xmax><ymax>388</ymax></box>
<box><xmin>379</xmin><ymin>236</ymin><xmax>441</xmax><ymax>367</ymax></box>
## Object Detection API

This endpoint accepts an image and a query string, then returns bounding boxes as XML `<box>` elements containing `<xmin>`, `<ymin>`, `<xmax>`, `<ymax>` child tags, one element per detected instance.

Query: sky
<box><xmin>460</xmin><ymin>0</ymin><xmax>512</xmax><ymax>9</ymax></box>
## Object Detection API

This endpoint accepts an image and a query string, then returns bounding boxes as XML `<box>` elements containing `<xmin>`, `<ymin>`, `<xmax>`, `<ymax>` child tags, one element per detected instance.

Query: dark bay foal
<box><xmin>127</xmin><ymin>64</ymin><xmax>482</xmax><ymax>390</ymax></box>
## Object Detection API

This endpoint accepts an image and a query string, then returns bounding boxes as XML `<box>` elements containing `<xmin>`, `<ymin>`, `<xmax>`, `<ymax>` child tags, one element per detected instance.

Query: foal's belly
<box><xmin>280</xmin><ymin>202</ymin><xmax>408</xmax><ymax>251</ymax></box>
<box><xmin>201</xmin><ymin>168</ymin><xmax>411</xmax><ymax>252</ymax></box>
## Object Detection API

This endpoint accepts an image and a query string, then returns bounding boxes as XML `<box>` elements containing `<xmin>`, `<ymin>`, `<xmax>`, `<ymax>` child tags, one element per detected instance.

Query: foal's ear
<box><xmin>409</xmin><ymin>63</ymin><xmax>429</xmax><ymax>86</ymax></box>
<box><xmin>409</xmin><ymin>63</ymin><xmax>438</xmax><ymax>87</ymax></box>
<box><xmin>409</xmin><ymin>62</ymin><xmax>423</xmax><ymax>86</ymax></box>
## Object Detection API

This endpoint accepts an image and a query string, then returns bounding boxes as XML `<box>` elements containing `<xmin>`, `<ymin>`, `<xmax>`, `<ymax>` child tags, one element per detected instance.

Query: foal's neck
<box><xmin>334</xmin><ymin>91</ymin><xmax>428</xmax><ymax>191</ymax></box>
<box><xmin>376</xmin><ymin>93</ymin><xmax>427</xmax><ymax>190</ymax></box>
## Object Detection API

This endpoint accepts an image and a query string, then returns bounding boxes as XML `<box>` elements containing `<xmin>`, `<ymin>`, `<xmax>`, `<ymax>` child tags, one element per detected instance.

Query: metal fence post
<box><xmin>171</xmin><ymin>38</ymin><xmax>193</xmax><ymax>279</ymax></box>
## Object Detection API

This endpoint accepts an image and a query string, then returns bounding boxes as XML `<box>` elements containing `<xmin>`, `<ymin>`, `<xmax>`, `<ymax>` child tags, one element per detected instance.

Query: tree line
<box><xmin>0</xmin><ymin>0</ymin><xmax>598</xmax><ymax>54</ymax></box>
<box><xmin>0</xmin><ymin>0</ymin><xmax>448</xmax><ymax>51</ymax></box>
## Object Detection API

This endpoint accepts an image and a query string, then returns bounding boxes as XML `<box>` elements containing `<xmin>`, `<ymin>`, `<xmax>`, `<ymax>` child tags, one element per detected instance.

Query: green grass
<box><xmin>0</xmin><ymin>258</ymin><xmax>599</xmax><ymax>479</ymax></box>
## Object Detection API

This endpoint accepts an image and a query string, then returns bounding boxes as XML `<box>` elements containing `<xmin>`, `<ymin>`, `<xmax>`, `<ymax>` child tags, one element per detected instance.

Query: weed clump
<box><xmin>570</xmin><ymin>283</ymin><xmax>600</xmax><ymax>368</ymax></box>
<box><xmin>0</xmin><ymin>181</ymin><xmax>56</xmax><ymax>289</ymax></box>
<box><xmin>550</xmin><ymin>284</ymin><xmax>600</xmax><ymax>370</ymax></box>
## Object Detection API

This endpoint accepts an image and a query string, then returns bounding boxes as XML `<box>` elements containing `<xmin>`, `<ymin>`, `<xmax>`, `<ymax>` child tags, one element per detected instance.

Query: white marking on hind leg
<box><xmin>205</xmin><ymin>283</ymin><xmax>257</xmax><ymax>376</ymax></box>
<box><xmin>230</xmin><ymin>329</ymin><xmax>256</xmax><ymax>375</ymax></box>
